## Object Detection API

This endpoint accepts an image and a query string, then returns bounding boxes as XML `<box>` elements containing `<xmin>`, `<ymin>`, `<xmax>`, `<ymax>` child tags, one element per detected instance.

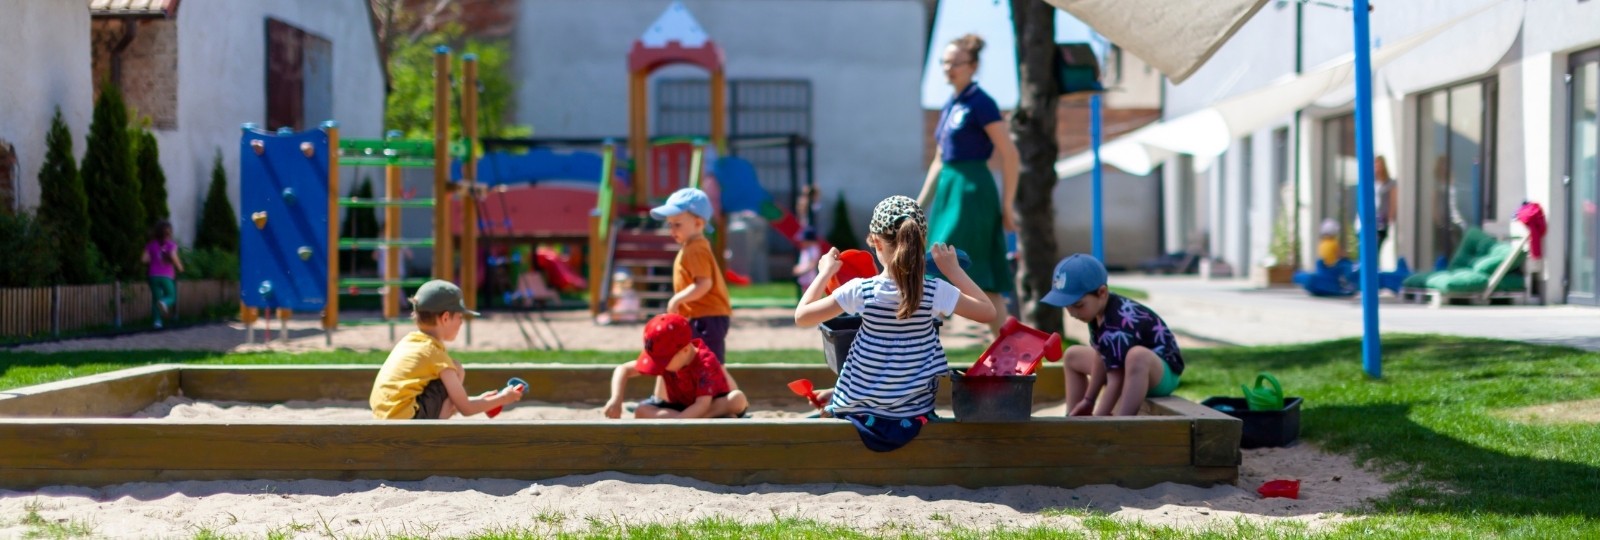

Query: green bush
<box><xmin>181</xmin><ymin>248</ymin><xmax>239</xmax><ymax>282</ymax></box>
<box><xmin>135</xmin><ymin>128</ymin><xmax>169</xmax><ymax>220</ymax></box>
<box><xmin>194</xmin><ymin>150</ymin><xmax>239</xmax><ymax>253</ymax></box>
<box><xmin>81</xmin><ymin>81</ymin><xmax>146</xmax><ymax>280</ymax></box>
<box><xmin>339</xmin><ymin>177</ymin><xmax>380</xmax><ymax>276</ymax></box>
<box><xmin>0</xmin><ymin>212</ymin><xmax>62</xmax><ymax>288</ymax></box>
<box><xmin>35</xmin><ymin>107</ymin><xmax>101</xmax><ymax>284</ymax></box>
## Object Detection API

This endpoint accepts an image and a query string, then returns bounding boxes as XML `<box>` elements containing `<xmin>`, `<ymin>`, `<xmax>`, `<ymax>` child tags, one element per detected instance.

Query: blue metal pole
<box><xmin>1353</xmin><ymin>0</ymin><xmax>1382</xmax><ymax>378</ymax></box>
<box><xmin>1091</xmin><ymin>93</ymin><xmax>1105</xmax><ymax>262</ymax></box>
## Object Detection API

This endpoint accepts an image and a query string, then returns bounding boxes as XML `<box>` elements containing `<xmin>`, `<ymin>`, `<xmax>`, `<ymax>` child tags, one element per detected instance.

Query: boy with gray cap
<box><xmin>1042</xmin><ymin>254</ymin><xmax>1184</xmax><ymax>416</ymax></box>
<box><xmin>370</xmin><ymin>280</ymin><xmax>524</xmax><ymax>419</ymax></box>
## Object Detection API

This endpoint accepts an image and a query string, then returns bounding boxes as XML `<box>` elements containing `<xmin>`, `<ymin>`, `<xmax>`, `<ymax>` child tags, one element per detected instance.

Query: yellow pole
<box><xmin>710</xmin><ymin>69</ymin><xmax>728</xmax><ymax>155</ymax></box>
<box><xmin>324</xmin><ymin>121</ymin><xmax>340</xmax><ymax>331</ymax></box>
<box><xmin>384</xmin><ymin>159</ymin><xmax>400</xmax><ymax>320</ymax></box>
<box><xmin>462</xmin><ymin>54</ymin><xmax>480</xmax><ymax>314</ymax></box>
<box><xmin>629</xmin><ymin>71</ymin><xmax>649</xmax><ymax>209</ymax></box>
<box><xmin>433</xmin><ymin>46</ymin><xmax>453</xmax><ymax>281</ymax></box>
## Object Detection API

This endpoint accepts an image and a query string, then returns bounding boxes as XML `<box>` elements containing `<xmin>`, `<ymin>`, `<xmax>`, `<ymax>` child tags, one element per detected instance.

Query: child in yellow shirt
<box><xmin>369</xmin><ymin>280</ymin><xmax>524</xmax><ymax>419</ymax></box>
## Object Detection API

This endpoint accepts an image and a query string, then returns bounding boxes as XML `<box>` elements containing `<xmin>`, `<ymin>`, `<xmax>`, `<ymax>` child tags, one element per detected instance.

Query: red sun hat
<box><xmin>637</xmin><ymin>313</ymin><xmax>693</xmax><ymax>375</ymax></box>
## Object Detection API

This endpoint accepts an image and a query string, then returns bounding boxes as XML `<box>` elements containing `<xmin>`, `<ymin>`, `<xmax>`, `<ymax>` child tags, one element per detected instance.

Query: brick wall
<box><xmin>91</xmin><ymin>19</ymin><xmax>178</xmax><ymax>129</ymax></box>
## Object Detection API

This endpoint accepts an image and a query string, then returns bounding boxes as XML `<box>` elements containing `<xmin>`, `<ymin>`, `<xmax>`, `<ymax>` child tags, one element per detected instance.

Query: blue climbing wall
<box><xmin>238</xmin><ymin>126</ymin><xmax>331</xmax><ymax>313</ymax></box>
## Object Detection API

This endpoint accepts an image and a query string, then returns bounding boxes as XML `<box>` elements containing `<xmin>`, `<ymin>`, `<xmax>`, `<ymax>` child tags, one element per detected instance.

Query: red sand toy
<box><xmin>824</xmin><ymin>250</ymin><xmax>878</xmax><ymax>294</ymax></box>
<box><xmin>787</xmin><ymin>379</ymin><xmax>824</xmax><ymax>408</ymax></box>
<box><xmin>966</xmin><ymin>317</ymin><xmax>1064</xmax><ymax>377</ymax></box>
<box><xmin>485</xmin><ymin>377</ymin><xmax>527</xmax><ymax>419</ymax></box>
<box><xmin>1257</xmin><ymin>479</ymin><xmax>1301</xmax><ymax>499</ymax></box>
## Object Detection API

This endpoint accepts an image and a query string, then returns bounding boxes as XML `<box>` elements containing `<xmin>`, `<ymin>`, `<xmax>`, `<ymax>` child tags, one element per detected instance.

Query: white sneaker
<box><xmin>154</xmin><ymin>320</ymin><xmax>163</xmax><ymax>329</ymax></box>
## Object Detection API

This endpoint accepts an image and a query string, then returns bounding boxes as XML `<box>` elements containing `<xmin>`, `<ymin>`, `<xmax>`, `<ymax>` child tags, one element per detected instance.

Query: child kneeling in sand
<box><xmin>370</xmin><ymin>280</ymin><xmax>525</xmax><ymax>419</ymax></box>
<box><xmin>603</xmin><ymin>313</ymin><xmax>749</xmax><ymax>419</ymax></box>
<box><xmin>1042</xmin><ymin>254</ymin><xmax>1185</xmax><ymax>417</ymax></box>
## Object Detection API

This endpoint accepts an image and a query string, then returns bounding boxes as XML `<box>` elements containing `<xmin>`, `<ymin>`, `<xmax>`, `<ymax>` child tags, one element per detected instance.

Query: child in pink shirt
<box><xmin>141</xmin><ymin>221</ymin><xmax>184</xmax><ymax>328</ymax></box>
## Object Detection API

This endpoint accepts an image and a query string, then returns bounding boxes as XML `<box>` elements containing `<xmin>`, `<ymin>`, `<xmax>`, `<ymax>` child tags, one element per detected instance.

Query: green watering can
<box><xmin>1242</xmin><ymin>373</ymin><xmax>1286</xmax><ymax>411</ymax></box>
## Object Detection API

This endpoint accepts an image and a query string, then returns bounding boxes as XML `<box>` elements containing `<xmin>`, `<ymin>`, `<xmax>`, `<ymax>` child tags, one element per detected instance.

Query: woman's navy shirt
<box><xmin>935</xmin><ymin>83</ymin><xmax>1002</xmax><ymax>162</ymax></box>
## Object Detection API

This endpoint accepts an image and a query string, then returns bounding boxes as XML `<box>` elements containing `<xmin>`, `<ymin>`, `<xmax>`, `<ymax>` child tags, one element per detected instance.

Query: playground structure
<box><xmin>0</xmin><ymin>364</ymin><xmax>1240</xmax><ymax>490</ymax></box>
<box><xmin>239</xmin><ymin>47</ymin><xmax>484</xmax><ymax>342</ymax></box>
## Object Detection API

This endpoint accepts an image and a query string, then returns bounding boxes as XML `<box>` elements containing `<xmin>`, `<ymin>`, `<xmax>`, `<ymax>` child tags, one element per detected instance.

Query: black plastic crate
<box><xmin>949</xmin><ymin>368</ymin><xmax>1036</xmax><ymax>422</ymax></box>
<box><xmin>818</xmin><ymin>316</ymin><xmax>861</xmax><ymax>374</ymax></box>
<box><xmin>1201</xmin><ymin>396</ymin><xmax>1302</xmax><ymax>448</ymax></box>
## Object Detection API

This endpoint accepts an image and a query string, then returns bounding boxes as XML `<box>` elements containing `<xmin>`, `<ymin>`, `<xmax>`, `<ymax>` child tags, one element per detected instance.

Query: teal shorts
<box><xmin>1148</xmin><ymin>360</ymin><xmax>1181</xmax><ymax>397</ymax></box>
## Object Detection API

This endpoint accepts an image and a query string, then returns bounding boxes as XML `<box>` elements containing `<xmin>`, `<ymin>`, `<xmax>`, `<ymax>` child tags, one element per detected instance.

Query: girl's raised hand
<box><xmin>816</xmin><ymin>247</ymin><xmax>842</xmax><ymax>277</ymax></box>
<box><xmin>931</xmin><ymin>243</ymin><xmax>960</xmax><ymax>274</ymax></box>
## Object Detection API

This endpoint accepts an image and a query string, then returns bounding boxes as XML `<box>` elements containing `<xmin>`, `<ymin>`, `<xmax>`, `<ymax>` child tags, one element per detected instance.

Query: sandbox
<box><xmin>0</xmin><ymin>364</ymin><xmax>1240</xmax><ymax>490</ymax></box>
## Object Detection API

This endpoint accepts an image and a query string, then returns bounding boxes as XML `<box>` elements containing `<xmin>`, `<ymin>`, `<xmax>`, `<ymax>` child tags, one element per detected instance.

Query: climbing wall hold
<box><xmin>251</xmin><ymin>211</ymin><xmax>268</xmax><ymax>229</ymax></box>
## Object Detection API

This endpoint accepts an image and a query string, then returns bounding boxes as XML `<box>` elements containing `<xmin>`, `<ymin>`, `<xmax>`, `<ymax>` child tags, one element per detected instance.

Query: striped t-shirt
<box><xmin>825</xmin><ymin>276</ymin><xmax>960</xmax><ymax>418</ymax></box>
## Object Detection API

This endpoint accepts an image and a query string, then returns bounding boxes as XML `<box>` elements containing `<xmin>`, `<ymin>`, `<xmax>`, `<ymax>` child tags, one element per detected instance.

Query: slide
<box><xmin>713</xmin><ymin>156</ymin><xmax>818</xmax><ymax>250</ymax></box>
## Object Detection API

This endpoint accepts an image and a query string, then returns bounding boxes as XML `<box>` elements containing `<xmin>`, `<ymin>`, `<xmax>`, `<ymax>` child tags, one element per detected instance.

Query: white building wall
<box><xmin>514</xmin><ymin>0</ymin><xmax>926</xmax><ymax>238</ymax></box>
<box><xmin>0</xmin><ymin>0</ymin><xmax>94</xmax><ymax>211</ymax></box>
<box><xmin>155</xmin><ymin>0</ymin><xmax>386</xmax><ymax>244</ymax></box>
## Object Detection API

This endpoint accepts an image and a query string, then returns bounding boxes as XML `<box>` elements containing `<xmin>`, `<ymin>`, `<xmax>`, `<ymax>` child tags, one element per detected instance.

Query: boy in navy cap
<box><xmin>1042</xmin><ymin>254</ymin><xmax>1184</xmax><ymax>416</ymax></box>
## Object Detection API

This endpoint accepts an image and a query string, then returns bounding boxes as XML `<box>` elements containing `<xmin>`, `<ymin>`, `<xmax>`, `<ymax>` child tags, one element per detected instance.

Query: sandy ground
<box><xmin>14</xmin><ymin>308</ymin><xmax>1007</xmax><ymax>354</ymax></box>
<box><xmin>0</xmin><ymin>399</ymin><xmax>1397</xmax><ymax>538</ymax></box>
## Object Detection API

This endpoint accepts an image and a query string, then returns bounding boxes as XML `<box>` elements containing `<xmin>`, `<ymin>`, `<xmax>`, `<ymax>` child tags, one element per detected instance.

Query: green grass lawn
<box><xmin>3</xmin><ymin>335</ymin><xmax>1598</xmax><ymax>539</ymax></box>
<box><xmin>728</xmin><ymin>282</ymin><xmax>800</xmax><ymax>308</ymax></box>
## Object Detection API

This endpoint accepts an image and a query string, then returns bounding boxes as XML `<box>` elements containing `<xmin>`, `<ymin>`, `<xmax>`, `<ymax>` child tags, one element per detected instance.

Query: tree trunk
<box><xmin>1010</xmin><ymin>0</ymin><xmax>1063</xmax><ymax>336</ymax></box>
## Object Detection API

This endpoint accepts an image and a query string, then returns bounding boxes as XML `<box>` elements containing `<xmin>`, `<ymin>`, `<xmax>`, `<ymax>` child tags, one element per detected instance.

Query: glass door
<box><xmin>1567</xmin><ymin>50</ymin><xmax>1600</xmax><ymax>305</ymax></box>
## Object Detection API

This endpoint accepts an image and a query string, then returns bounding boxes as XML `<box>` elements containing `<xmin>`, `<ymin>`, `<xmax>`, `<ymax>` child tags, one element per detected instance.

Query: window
<box><xmin>1415</xmin><ymin>77</ymin><xmax>1498</xmax><ymax>268</ymax></box>
<box><xmin>1320</xmin><ymin>114</ymin><xmax>1357</xmax><ymax>254</ymax></box>
<box><xmin>265</xmin><ymin>19</ymin><xmax>333</xmax><ymax>132</ymax></box>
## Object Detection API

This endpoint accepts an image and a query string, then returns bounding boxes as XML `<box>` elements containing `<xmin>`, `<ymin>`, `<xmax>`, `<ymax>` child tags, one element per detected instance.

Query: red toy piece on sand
<box><xmin>966</xmin><ymin>317</ymin><xmax>1064</xmax><ymax>377</ymax></box>
<box><xmin>825</xmin><ymin>250</ymin><xmax>878</xmax><ymax>294</ymax></box>
<box><xmin>1258</xmin><ymin>479</ymin><xmax>1301</xmax><ymax>499</ymax></box>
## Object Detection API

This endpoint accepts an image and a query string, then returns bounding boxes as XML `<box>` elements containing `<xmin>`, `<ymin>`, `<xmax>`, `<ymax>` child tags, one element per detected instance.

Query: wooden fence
<box><xmin>0</xmin><ymin>280</ymin><xmax>238</xmax><ymax>340</ymax></box>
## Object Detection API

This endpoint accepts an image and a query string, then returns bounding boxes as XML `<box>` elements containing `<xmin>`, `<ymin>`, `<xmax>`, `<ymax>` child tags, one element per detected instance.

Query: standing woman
<box><xmin>917</xmin><ymin>33</ymin><xmax>1019</xmax><ymax>335</ymax></box>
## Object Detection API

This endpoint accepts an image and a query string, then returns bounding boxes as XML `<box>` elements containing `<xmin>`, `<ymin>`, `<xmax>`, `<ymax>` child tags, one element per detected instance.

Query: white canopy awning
<box><xmin>1054</xmin><ymin>0</ymin><xmax>1516</xmax><ymax>179</ymax></box>
<box><xmin>1042</xmin><ymin>0</ymin><xmax>1270</xmax><ymax>86</ymax></box>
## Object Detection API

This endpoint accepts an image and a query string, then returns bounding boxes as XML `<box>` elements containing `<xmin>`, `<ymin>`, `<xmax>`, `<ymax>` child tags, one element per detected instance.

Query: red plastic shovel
<box><xmin>787</xmin><ymin>379</ymin><xmax>823</xmax><ymax>408</ymax></box>
<box><xmin>485</xmin><ymin>377</ymin><xmax>527</xmax><ymax>419</ymax></box>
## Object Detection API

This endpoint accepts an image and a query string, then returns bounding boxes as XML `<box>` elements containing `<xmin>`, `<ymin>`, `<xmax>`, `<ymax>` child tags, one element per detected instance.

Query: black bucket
<box><xmin>818</xmin><ymin>316</ymin><xmax>861</xmax><ymax>374</ymax></box>
<box><xmin>950</xmin><ymin>368</ymin><xmax>1036</xmax><ymax>422</ymax></box>
<box><xmin>1201</xmin><ymin>396</ymin><xmax>1303</xmax><ymax>448</ymax></box>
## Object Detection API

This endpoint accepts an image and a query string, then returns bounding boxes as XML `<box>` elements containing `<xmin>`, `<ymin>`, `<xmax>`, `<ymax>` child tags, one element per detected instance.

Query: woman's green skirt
<box><xmin>927</xmin><ymin>160</ymin><xmax>1013</xmax><ymax>294</ymax></box>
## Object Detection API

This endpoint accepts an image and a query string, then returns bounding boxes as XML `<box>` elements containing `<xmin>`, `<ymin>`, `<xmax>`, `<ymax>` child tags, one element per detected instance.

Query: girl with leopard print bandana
<box><xmin>794</xmin><ymin>196</ymin><xmax>996</xmax><ymax>451</ymax></box>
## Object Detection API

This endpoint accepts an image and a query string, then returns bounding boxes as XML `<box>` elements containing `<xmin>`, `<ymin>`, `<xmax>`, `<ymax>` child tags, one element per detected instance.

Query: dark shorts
<box><xmin>690</xmin><ymin>316</ymin><xmax>730</xmax><ymax>364</ymax></box>
<box><xmin>412</xmin><ymin>379</ymin><xmax>449</xmax><ymax>420</ymax></box>
<box><xmin>836</xmin><ymin>412</ymin><xmax>931</xmax><ymax>452</ymax></box>
<box><xmin>639</xmin><ymin>392</ymin><xmax>745</xmax><ymax>417</ymax></box>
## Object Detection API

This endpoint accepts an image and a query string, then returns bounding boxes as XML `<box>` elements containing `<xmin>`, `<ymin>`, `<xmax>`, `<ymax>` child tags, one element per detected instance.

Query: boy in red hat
<box><xmin>603</xmin><ymin>313</ymin><xmax>749</xmax><ymax>419</ymax></box>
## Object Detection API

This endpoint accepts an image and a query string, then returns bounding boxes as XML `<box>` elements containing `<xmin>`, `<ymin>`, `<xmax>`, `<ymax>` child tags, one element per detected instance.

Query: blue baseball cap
<box><xmin>650</xmin><ymin>188</ymin><xmax>715</xmax><ymax>231</ymax></box>
<box><xmin>1042</xmin><ymin>254</ymin><xmax>1108</xmax><ymax>307</ymax></box>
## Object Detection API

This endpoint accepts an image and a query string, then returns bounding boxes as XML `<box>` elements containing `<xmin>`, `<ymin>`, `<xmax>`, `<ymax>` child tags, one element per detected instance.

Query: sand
<box><xmin>14</xmin><ymin>308</ymin><xmax>1003</xmax><ymax>354</ymax></box>
<box><xmin>0</xmin><ymin>399</ymin><xmax>1397</xmax><ymax>538</ymax></box>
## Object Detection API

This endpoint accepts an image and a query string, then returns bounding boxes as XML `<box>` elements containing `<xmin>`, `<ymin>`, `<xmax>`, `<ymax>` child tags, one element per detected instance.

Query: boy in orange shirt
<box><xmin>650</xmin><ymin>188</ymin><xmax>734</xmax><ymax>363</ymax></box>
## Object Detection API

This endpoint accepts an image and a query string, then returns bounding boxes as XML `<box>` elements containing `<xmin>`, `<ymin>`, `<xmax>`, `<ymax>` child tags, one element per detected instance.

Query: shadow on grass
<box><xmin>1309</xmin><ymin>403</ymin><xmax>1600</xmax><ymax>521</ymax></box>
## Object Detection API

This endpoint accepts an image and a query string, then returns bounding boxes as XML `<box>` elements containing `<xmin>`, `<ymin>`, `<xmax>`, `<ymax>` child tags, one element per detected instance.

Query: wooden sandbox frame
<box><xmin>0</xmin><ymin>365</ymin><xmax>1240</xmax><ymax>491</ymax></box>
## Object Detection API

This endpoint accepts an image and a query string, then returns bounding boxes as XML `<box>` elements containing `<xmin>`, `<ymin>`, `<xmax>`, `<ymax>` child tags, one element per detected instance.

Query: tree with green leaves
<box><xmin>825</xmin><ymin>192</ymin><xmax>861</xmax><ymax>252</ymax></box>
<box><xmin>36</xmin><ymin>108</ymin><xmax>101</xmax><ymax>284</ymax></box>
<box><xmin>1010</xmin><ymin>0</ymin><xmax>1063</xmax><ymax>335</ymax></box>
<box><xmin>0</xmin><ymin>211</ymin><xmax>61</xmax><ymax>288</ymax></box>
<box><xmin>81</xmin><ymin>82</ymin><xmax>146</xmax><ymax>281</ymax></box>
<box><xmin>339</xmin><ymin>177</ymin><xmax>381</xmax><ymax>276</ymax></box>
<box><xmin>385</xmin><ymin>23</ymin><xmax>527</xmax><ymax>139</ymax></box>
<box><xmin>135</xmin><ymin>129</ymin><xmax>169</xmax><ymax>221</ymax></box>
<box><xmin>195</xmin><ymin>150</ymin><xmax>239</xmax><ymax>254</ymax></box>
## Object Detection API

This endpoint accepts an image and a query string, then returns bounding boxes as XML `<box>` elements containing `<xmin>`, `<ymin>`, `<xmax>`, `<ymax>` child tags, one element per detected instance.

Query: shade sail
<box><xmin>1054</xmin><ymin>0</ymin><xmax>1515</xmax><ymax>179</ymax></box>
<box><xmin>1041</xmin><ymin>0</ymin><xmax>1270</xmax><ymax>85</ymax></box>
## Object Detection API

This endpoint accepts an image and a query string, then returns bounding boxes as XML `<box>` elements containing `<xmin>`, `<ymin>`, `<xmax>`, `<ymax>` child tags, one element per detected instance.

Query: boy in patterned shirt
<box><xmin>1042</xmin><ymin>254</ymin><xmax>1185</xmax><ymax>416</ymax></box>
